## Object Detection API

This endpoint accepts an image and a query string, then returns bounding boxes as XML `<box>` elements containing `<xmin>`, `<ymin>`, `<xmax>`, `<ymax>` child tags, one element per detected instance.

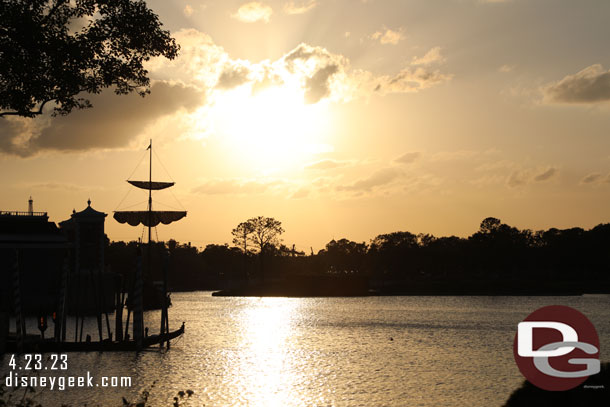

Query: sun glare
<box><xmin>209</xmin><ymin>83</ymin><xmax>334</xmax><ymax>172</ymax></box>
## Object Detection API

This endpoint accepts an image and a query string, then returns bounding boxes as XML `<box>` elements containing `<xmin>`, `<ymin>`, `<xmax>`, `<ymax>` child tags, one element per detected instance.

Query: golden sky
<box><xmin>1</xmin><ymin>0</ymin><xmax>609</xmax><ymax>251</ymax></box>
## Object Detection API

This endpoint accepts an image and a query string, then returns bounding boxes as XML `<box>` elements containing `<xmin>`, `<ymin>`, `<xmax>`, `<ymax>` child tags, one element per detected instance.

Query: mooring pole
<box><xmin>74</xmin><ymin>222</ymin><xmax>81</xmax><ymax>342</ymax></box>
<box><xmin>12</xmin><ymin>250</ymin><xmax>24</xmax><ymax>353</ymax></box>
<box><xmin>55</xmin><ymin>256</ymin><xmax>69</xmax><ymax>342</ymax></box>
<box><xmin>133</xmin><ymin>247</ymin><xmax>144</xmax><ymax>350</ymax></box>
<box><xmin>160</xmin><ymin>248</ymin><xmax>170</xmax><ymax>348</ymax></box>
<box><xmin>124</xmin><ymin>307</ymin><xmax>131</xmax><ymax>342</ymax></box>
<box><xmin>90</xmin><ymin>268</ymin><xmax>103</xmax><ymax>342</ymax></box>
<box><xmin>115</xmin><ymin>277</ymin><xmax>124</xmax><ymax>342</ymax></box>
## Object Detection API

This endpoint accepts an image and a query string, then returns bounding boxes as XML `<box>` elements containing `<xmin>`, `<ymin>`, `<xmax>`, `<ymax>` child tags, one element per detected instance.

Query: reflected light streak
<box><xmin>231</xmin><ymin>298</ymin><xmax>302</xmax><ymax>407</ymax></box>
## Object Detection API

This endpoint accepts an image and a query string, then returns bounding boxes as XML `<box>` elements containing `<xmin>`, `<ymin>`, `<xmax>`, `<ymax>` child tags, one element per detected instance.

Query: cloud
<box><xmin>284</xmin><ymin>0</ymin><xmax>317</xmax><ymax>15</ymax></box>
<box><xmin>533</xmin><ymin>167</ymin><xmax>557</xmax><ymax>181</ymax></box>
<box><xmin>394</xmin><ymin>152</ymin><xmax>421</xmax><ymax>164</ymax></box>
<box><xmin>304</xmin><ymin>64</ymin><xmax>339</xmax><ymax>103</ymax></box>
<box><xmin>507</xmin><ymin>166</ymin><xmax>558</xmax><ymax>187</ymax></box>
<box><xmin>337</xmin><ymin>167</ymin><xmax>402</xmax><ymax>192</ymax></box>
<box><xmin>374</xmin><ymin>67</ymin><xmax>453</xmax><ymax>94</ymax></box>
<box><xmin>543</xmin><ymin>64</ymin><xmax>610</xmax><ymax>104</ymax></box>
<box><xmin>183</xmin><ymin>5</ymin><xmax>194</xmax><ymax>16</ymax></box>
<box><xmin>506</xmin><ymin>170</ymin><xmax>528</xmax><ymax>188</ymax></box>
<box><xmin>290</xmin><ymin>187</ymin><xmax>310</xmax><ymax>199</ymax></box>
<box><xmin>411</xmin><ymin>47</ymin><xmax>445</xmax><ymax>66</ymax></box>
<box><xmin>0</xmin><ymin>81</ymin><xmax>204</xmax><ymax>156</ymax></box>
<box><xmin>580</xmin><ymin>172</ymin><xmax>610</xmax><ymax>185</ymax></box>
<box><xmin>581</xmin><ymin>173</ymin><xmax>602</xmax><ymax>184</ymax></box>
<box><xmin>216</xmin><ymin>63</ymin><xmax>251</xmax><ymax>89</ymax></box>
<box><xmin>146</xmin><ymin>29</ymin><xmax>229</xmax><ymax>89</ymax></box>
<box><xmin>430</xmin><ymin>150</ymin><xmax>487</xmax><ymax>162</ymax></box>
<box><xmin>153</xmin><ymin>30</ymin><xmax>451</xmax><ymax>104</ymax></box>
<box><xmin>283</xmin><ymin>43</ymin><xmax>346</xmax><ymax>69</ymax></box>
<box><xmin>371</xmin><ymin>28</ymin><xmax>405</xmax><ymax>45</ymax></box>
<box><xmin>0</xmin><ymin>117</ymin><xmax>38</xmax><ymax>157</ymax></box>
<box><xmin>192</xmin><ymin>178</ymin><xmax>283</xmax><ymax>195</ymax></box>
<box><xmin>498</xmin><ymin>64</ymin><xmax>515</xmax><ymax>73</ymax></box>
<box><xmin>283</xmin><ymin>43</ymin><xmax>348</xmax><ymax>103</ymax></box>
<box><xmin>232</xmin><ymin>2</ymin><xmax>273</xmax><ymax>23</ymax></box>
<box><xmin>3</xmin><ymin>28</ymin><xmax>454</xmax><ymax>159</ymax></box>
<box><xmin>24</xmin><ymin>182</ymin><xmax>89</xmax><ymax>192</ymax></box>
<box><xmin>305</xmin><ymin>159</ymin><xmax>350</xmax><ymax>170</ymax></box>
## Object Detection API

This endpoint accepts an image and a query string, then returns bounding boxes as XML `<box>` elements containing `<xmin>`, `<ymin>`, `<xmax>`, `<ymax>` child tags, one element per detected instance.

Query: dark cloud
<box><xmin>507</xmin><ymin>167</ymin><xmax>557</xmax><ymax>187</ymax></box>
<box><xmin>283</xmin><ymin>43</ymin><xmax>345</xmax><ymax>104</ymax></box>
<box><xmin>0</xmin><ymin>81</ymin><xmax>204</xmax><ymax>156</ymax></box>
<box><xmin>0</xmin><ymin>117</ymin><xmax>33</xmax><ymax>157</ymax></box>
<box><xmin>394</xmin><ymin>152</ymin><xmax>421</xmax><ymax>164</ymax></box>
<box><xmin>544</xmin><ymin>64</ymin><xmax>610</xmax><ymax>103</ymax></box>
<box><xmin>305</xmin><ymin>64</ymin><xmax>339</xmax><ymax>104</ymax></box>
<box><xmin>283</xmin><ymin>43</ymin><xmax>332</xmax><ymax>68</ymax></box>
<box><xmin>581</xmin><ymin>173</ymin><xmax>602</xmax><ymax>184</ymax></box>
<box><xmin>533</xmin><ymin>167</ymin><xmax>557</xmax><ymax>182</ymax></box>
<box><xmin>376</xmin><ymin>67</ymin><xmax>452</xmax><ymax>94</ymax></box>
<box><xmin>215</xmin><ymin>64</ymin><xmax>251</xmax><ymax>90</ymax></box>
<box><xmin>337</xmin><ymin>167</ymin><xmax>402</xmax><ymax>192</ymax></box>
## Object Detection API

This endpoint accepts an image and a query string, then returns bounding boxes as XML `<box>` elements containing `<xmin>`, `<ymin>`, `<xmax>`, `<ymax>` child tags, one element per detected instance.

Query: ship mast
<box><xmin>113</xmin><ymin>140</ymin><xmax>187</xmax><ymax>349</ymax></box>
<box><xmin>148</xmin><ymin>139</ymin><xmax>152</xmax><ymax>248</ymax></box>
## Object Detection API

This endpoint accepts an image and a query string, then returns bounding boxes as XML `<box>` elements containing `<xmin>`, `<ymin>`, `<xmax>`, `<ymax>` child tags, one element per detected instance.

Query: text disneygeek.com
<box><xmin>4</xmin><ymin>354</ymin><xmax>132</xmax><ymax>391</ymax></box>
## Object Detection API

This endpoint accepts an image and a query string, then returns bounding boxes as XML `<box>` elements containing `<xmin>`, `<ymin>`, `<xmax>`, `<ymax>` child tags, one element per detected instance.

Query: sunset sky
<box><xmin>1</xmin><ymin>0</ymin><xmax>609</xmax><ymax>251</ymax></box>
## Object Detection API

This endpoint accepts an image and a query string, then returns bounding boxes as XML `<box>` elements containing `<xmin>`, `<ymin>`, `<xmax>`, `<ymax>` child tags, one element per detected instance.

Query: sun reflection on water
<box><xmin>230</xmin><ymin>298</ymin><xmax>302</xmax><ymax>407</ymax></box>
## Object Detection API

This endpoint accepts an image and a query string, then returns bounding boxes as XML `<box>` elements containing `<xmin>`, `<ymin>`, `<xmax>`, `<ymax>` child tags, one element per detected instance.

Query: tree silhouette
<box><xmin>233</xmin><ymin>216</ymin><xmax>284</xmax><ymax>283</ymax></box>
<box><xmin>231</xmin><ymin>221</ymin><xmax>254</xmax><ymax>280</ymax></box>
<box><xmin>246</xmin><ymin>216</ymin><xmax>285</xmax><ymax>256</ymax></box>
<box><xmin>0</xmin><ymin>0</ymin><xmax>179</xmax><ymax>118</ymax></box>
<box><xmin>319</xmin><ymin>238</ymin><xmax>368</xmax><ymax>274</ymax></box>
<box><xmin>480</xmin><ymin>217</ymin><xmax>502</xmax><ymax>234</ymax></box>
<box><xmin>231</xmin><ymin>221</ymin><xmax>254</xmax><ymax>255</ymax></box>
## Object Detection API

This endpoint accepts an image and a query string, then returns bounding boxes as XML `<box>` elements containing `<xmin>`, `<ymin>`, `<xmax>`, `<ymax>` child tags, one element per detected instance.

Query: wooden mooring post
<box><xmin>133</xmin><ymin>247</ymin><xmax>144</xmax><ymax>350</ymax></box>
<box><xmin>12</xmin><ymin>249</ymin><xmax>25</xmax><ymax>353</ymax></box>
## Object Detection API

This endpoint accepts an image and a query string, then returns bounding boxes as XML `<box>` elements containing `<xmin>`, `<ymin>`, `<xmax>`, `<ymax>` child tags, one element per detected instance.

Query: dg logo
<box><xmin>513</xmin><ymin>305</ymin><xmax>600</xmax><ymax>391</ymax></box>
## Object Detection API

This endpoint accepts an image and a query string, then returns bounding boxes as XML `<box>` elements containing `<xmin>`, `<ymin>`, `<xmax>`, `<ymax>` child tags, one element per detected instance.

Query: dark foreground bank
<box><xmin>503</xmin><ymin>363</ymin><xmax>610</xmax><ymax>406</ymax></box>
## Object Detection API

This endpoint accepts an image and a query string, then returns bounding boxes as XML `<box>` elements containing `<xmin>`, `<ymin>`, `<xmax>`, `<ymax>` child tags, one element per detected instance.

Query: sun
<box><xmin>208</xmin><ymin>82</ymin><xmax>334</xmax><ymax>173</ymax></box>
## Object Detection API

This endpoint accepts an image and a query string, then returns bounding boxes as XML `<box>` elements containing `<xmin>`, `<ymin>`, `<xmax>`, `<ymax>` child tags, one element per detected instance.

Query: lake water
<box><xmin>2</xmin><ymin>293</ymin><xmax>609</xmax><ymax>406</ymax></box>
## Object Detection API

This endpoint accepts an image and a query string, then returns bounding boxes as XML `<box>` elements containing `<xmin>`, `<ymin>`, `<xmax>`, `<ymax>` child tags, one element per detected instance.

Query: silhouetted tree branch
<box><xmin>0</xmin><ymin>0</ymin><xmax>179</xmax><ymax>118</ymax></box>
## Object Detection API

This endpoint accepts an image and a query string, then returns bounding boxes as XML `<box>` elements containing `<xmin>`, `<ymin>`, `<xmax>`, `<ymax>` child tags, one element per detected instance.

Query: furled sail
<box><xmin>113</xmin><ymin>211</ymin><xmax>186</xmax><ymax>227</ymax></box>
<box><xmin>128</xmin><ymin>180</ymin><xmax>175</xmax><ymax>190</ymax></box>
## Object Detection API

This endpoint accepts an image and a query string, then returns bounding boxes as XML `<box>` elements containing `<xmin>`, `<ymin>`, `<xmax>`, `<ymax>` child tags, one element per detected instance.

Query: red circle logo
<box><xmin>513</xmin><ymin>305</ymin><xmax>600</xmax><ymax>391</ymax></box>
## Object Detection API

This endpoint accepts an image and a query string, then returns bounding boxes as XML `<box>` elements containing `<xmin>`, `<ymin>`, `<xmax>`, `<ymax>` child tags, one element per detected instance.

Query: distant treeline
<box><xmin>105</xmin><ymin>217</ymin><xmax>610</xmax><ymax>294</ymax></box>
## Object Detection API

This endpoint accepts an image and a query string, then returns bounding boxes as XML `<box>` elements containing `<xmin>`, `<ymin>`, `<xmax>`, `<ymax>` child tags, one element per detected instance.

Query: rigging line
<box><xmin>113</xmin><ymin>187</ymin><xmax>133</xmax><ymax>212</ymax></box>
<box><xmin>151</xmin><ymin>145</ymin><xmax>186</xmax><ymax>211</ymax></box>
<box><xmin>119</xmin><ymin>200</ymin><xmax>149</xmax><ymax>210</ymax></box>
<box><xmin>155</xmin><ymin>226</ymin><xmax>159</xmax><ymax>242</ymax></box>
<box><xmin>113</xmin><ymin>149</ymin><xmax>149</xmax><ymax>211</ymax></box>
<box><xmin>152</xmin><ymin>148</ymin><xmax>175</xmax><ymax>182</ymax></box>
<box><xmin>168</xmin><ymin>188</ymin><xmax>186</xmax><ymax>211</ymax></box>
<box><xmin>150</xmin><ymin>200</ymin><xmax>182</xmax><ymax>211</ymax></box>
<box><xmin>127</xmin><ymin>148</ymin><xmax>149</xmax><ymax>181</ymax></box>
